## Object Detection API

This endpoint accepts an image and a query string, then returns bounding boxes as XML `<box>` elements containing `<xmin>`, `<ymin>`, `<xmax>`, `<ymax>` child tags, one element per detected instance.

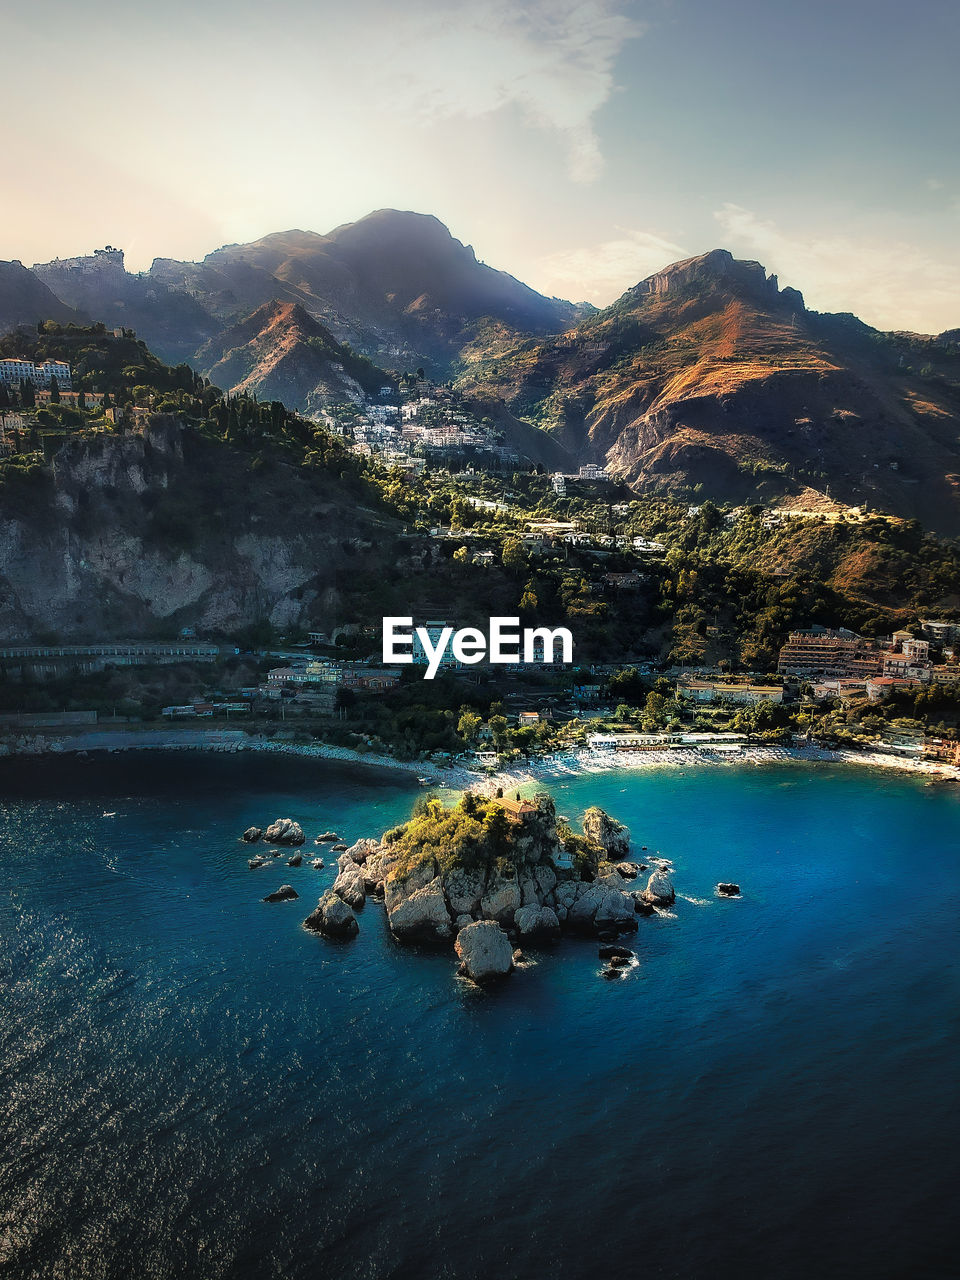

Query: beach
<box><xmin>2</xmin><ymin>723</ymin><xmax>958</xmax><ymax>789</ymax></box>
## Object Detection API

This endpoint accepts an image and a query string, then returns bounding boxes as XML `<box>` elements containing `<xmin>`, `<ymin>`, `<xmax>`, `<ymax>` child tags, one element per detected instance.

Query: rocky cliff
<box><xmin>0</xmin><ymin>417</ymin><xmax>398</xmax><ymax>641</ymax></box>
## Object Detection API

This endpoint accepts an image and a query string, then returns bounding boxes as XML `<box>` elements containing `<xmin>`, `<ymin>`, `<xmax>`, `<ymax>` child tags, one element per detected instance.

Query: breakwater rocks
<box><xmin>300</xmin><ymin>796</ymin><xmax>680</xmax><ymax>984</ymax></box>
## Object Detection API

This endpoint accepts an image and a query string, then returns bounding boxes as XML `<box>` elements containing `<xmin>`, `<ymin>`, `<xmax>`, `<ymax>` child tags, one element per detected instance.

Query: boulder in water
<box><xmin>455</xmin><ymin>921</ymin><xmax>514</xmax><ymax>981</ymax></box>
<box><xmin>241</xmin><ymin>826</ymin><xmax>263</xmax><ymax>843</ymax></box>
<box><xmin>248</xmin><ymin>857</ymin><xmax>265</xmax><ymax>870</ymax></box>
<box><xmin>304</xmin><ymin>890</ymin><xmax>359</xmax><ymax>939</ymax></box>
<box><xmin>287</xmin><ymin>853</ymin><xmax>302</xmax><ymax>867</ymax></box>
<box><xmin>263</xmin><ymin>884</ymin><xmax>299</xmax><ymax>903</ymax></box>
<box><xmin>717</xmin><ymin>882</ymin><xmax>741</xmax><ymax>897</ymax></box>
<box><xmin>264</xmin><ymin>818</ymin><xmax>305</xmax><ymax>846</ymax></box>
<box><xmin>640</xmin><ymin>868</ymin><xmax>675</xmax><ymax>906</ymax></box>
<box><xmin>315</xmin><ymin>831</ymin><xmax>340</xmax><ymax>843</ymax></box>
<box><xmin>598</xmin><ymin>944</ymin><xmax>634</xmax><ymax>960</ymax></box>
<box><xmin>312</xmin><ymin>858</ymin><xmax>325</xmax><ymax>869</ymax></box>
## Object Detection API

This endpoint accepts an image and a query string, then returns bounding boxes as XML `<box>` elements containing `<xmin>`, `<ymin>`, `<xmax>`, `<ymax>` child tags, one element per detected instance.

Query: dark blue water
<box><xmin>0</xmin><ymin>753</ymin><xmax>958</xmax><ymax>1280</ymax></box>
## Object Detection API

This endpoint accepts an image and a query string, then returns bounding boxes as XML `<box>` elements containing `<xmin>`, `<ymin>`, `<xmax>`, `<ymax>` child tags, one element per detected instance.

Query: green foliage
<box><xmin>389</xmin><ymin>793</ymin><xmax>519</xmax><ymax>876</ymax></box>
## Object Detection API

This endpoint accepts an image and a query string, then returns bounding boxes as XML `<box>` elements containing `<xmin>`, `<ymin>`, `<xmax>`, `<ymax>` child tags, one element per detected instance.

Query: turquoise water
<box><xmin>0</xmin><ymin>753</ymin><xmax>958</xmax><ymax>1280</ymax></box>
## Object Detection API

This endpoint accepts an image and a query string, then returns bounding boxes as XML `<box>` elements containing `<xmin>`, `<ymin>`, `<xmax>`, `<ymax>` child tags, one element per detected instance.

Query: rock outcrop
<box><xmin>263</xmin><ymin>884</ymin><xmax>299</xmax><ymax>903</ymax></box>
<box><xmin>479</xmin><ymin>872</ymin><xmax>522</xmax><ymax>926</ymax></box>
<box><xmin>444</xmin><ymin>867</ymin><xmax>486</xmax><ymax>917</ymax></box>
<box><xmin>641</xmin><ymin>868</ymin><xmax>676</xmax><ymax>906</ymax></box>
<box><xmin>304</xmin><ymin>890</ymin><xmax>359</xmax><ymax>939</ymax></box>
<box><xmin>241</xmin><ymin>826</ymin><xmax>263</xmax><ymax>843</ymax></box>
<box><xmin>717</xmin><ymin>882</ymin><xmax>741</xmax><ymax>897</ymax></box>
<box><xmin>455</xmin><ymin>921</ymin><xmax>514</xmax><ymax>981</ymax></box>
<box><xmin>559</xmin><ymin>881</ymin><xmax>638</xmax><ymax>936</ymax></box>
<box><xmin>264</xmin><ymin>818</ymin><xmax>305</xmax><ymax>846</ymax></box>
<box><xmin>514</xmin><ymin>905</ymin><xmax>561</xmax><ymax>938</ymax></box>
<box><xmin>333</xmin><ymin>861</ymin><xmax>366</xmax><ymax>910</ymax></box>
<box><xmin>385</xmin><ymin>863</ymin><xmax>452</xmax><ymax>942</ymax></box>
<box><xmin>582</xmin><ymin>807</ymin><xmax>631</xmax><ymax>860</ymax></box>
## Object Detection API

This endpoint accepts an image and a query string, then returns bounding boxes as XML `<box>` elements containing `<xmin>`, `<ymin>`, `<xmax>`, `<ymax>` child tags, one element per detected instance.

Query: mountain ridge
<box><xmin>7</xmin><ymin>222</ymin><xmax>960</xmax><ymax>531</ymax></box>
<box><xmin>457</xmin><ymin>247</ymin><xmax>960</xmax><ymax>531</ymax></box>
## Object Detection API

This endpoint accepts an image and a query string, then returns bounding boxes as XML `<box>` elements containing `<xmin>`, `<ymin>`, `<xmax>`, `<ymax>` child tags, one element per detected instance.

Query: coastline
<box><xmin>2</xmin><ymin>724</ymin><xmax>958</xmax><ymax>789</ymax></box>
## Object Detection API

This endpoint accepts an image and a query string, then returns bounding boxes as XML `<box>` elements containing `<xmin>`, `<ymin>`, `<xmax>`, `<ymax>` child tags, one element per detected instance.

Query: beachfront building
<box><xmin>777</xmin><ymin>628</ymin><xmax>882</xmax><ymax>678</ymax></box>
<box><xmin>588</xmin><ymin>732</ymin><xmax>684</xmax><ymax>750</ymax></box>
<box><xmin>678</xmin><ymin>679</ymin><xmax>784</xmax><ymax>706</ymax></box>
<box><xmin>922</xmin><ymin>738</ymin><xmax>960</xmax><ymax>765</ymax></box>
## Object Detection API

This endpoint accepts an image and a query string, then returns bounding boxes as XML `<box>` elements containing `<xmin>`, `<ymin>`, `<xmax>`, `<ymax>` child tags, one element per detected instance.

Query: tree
<box><xmin>489</xmin><ymin>714</ymin><xmax>510</xmax><ymax>750</ymax></box>
<box><xmin>502</xmin><ymin>537</ymin><xmax>526</xmax><ymax>574</ymax></box>
<box><xmin>457</xmin><ymin>709</ymin><xmax>482</xmax><ymax>741</ymax></box>
<box><xmin>453</xmin><ymin>545</ymin><xmax>468</xmax><ymax>564</ymax></box>
<box><xmin>48</xmin><ymin>376</ymin><xmax>60</xmax><ymax>404</ymax></box>
<box><xmin>641</xmin><ymin>691</ymin><xmax>667</xmax><ymax>730</ymax></box>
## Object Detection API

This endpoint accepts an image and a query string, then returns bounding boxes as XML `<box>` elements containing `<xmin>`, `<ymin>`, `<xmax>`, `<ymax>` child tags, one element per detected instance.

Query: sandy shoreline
<box><xmin>2</xmin><ymin>725</ymin><xmax>958</xmax><ymax>789</ymax></box>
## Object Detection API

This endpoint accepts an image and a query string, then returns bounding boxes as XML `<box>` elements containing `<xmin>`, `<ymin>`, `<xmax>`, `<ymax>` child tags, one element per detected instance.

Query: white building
<box><xmin>0</xmin><ymin>358</ymin><xmax>72</xmax><ymax>390</ymax></box>
<box><xmin>578</xmin><ymin>463</ymin><xmax>609</xmax><ymax>481</ymax></box>
<box><xmin>551</xmin><ymin>473</ymin><xmax>566</xmax><ymax>496</ymax></box>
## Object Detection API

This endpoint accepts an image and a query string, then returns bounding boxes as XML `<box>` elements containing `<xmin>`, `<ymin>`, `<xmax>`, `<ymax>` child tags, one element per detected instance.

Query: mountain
<box><xmin>0</xmin><ymin>260</ymin><xmax>85</xmax><ymax>332</ymax></box>
<box><xmin>31</xmin><ymin>248</ymin><xmax>218</xmax><ymax>364</ymax></box>
<box><xmin>196</xmin><ymin>300</ymin><xmax>386</xmax><ymax>411</ymax></box>
<box><xmin>152</xmin><ymin>210</ymin><xmax>585</xmax><ymax>371</ymax></box>
<box><xmin>458</xmin><ymin>248</ymin><xmax>960</xmax><ymax>533</ymax></box>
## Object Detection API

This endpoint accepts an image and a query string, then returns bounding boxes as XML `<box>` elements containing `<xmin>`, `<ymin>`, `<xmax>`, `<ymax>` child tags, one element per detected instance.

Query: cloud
<box><xmin>714</xmin><ymin>203</ymin><xmax>960</xmax><ymax>333</ymax></box>
<box><xmin>357</xmin><ymin>0</ymin><xmax>642</xmax><ymax>183</ymax></box>
<box><xmin>533</xmin><ymin>228</ymin><xmax>688</xmax><ymax>303</ymax></box>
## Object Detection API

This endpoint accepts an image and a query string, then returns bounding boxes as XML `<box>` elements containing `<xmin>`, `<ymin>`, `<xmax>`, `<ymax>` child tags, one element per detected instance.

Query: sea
<box><xmin>0</xmin><ymin>752</ymin><xmax>957</xmax><ymax>1280</ymax></box>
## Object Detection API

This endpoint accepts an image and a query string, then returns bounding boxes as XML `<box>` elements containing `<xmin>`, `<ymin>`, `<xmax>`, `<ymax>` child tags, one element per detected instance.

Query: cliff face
<box><xmin>0</xmin><ymin>418</ymin><xmax>397</xmax><ymax>642</ymax></box>
<box><xmin>459</xmin><ymin>250</ymin><xmax>960</xmax><ymax>533</ymax></box>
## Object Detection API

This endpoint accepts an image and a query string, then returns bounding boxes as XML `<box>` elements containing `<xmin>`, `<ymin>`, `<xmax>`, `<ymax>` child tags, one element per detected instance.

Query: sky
<box><xmin>1</xmin><ymin>0</ymin><xmax>958</xmax><ymax>333</ymax></box>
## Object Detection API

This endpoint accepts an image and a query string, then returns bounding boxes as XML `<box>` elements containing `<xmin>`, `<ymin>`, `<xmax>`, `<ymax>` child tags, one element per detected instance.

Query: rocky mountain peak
<box><xmin>628</xmin><ymin>247</ymin><xmax>805</xmax><ymax>313</ymax></box>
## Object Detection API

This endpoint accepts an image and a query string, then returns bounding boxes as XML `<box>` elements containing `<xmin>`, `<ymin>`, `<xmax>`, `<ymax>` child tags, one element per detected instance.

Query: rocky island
<box><xmin>300</xmin><ymin>792</ymin><xmax>676</xmax><ymax>982</ymax></box>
